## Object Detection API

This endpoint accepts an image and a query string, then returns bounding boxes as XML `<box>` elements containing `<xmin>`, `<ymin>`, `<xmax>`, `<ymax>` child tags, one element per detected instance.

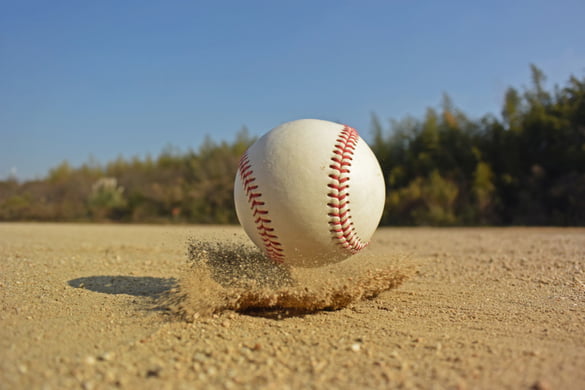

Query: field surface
<box><xmin>1</xmin><ymin>223</ymin><xmax>584</xmax><ymax>389</ymax></box>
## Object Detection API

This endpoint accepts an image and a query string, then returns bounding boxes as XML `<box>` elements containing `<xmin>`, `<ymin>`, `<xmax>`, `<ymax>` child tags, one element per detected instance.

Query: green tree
<box><xmin>386</xmin><ymin>170</ymin><xmax>459</xmax><ymax>225</ymax></box>
<box><xmin>88</xmin><ymin>178</ymin><xmax>127</xmax><ymax>220</ymax></box>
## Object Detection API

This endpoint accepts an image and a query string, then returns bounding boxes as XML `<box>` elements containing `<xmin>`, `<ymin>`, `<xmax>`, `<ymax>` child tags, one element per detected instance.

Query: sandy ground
<box><xmin>1</xmin><ymin>223</ymin><xmax>584</xmax><ymax>390</ymax></box>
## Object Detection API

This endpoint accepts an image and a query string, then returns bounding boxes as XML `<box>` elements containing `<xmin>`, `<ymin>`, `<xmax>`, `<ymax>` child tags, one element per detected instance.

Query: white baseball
<box><xmin>234</xmin><ymin>119</ymin><xmax>385</xmax><ymax>267</ymax></box>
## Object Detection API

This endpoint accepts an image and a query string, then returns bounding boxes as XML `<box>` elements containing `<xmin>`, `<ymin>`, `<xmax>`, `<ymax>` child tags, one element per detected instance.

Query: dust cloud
<box><xmin>165</xmin><ymin>240</ymin><xmax>412</xmax><ymax>320</ymax></box>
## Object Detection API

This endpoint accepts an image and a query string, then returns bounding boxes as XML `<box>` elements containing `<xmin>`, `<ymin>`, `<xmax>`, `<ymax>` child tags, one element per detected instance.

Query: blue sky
<box><xmin>2</xmin><ymin>0</ymin><xmax>584</xmax><ymax>180</ymax></box>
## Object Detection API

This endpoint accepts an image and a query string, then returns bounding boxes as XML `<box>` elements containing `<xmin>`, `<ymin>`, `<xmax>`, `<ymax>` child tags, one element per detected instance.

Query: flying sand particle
<box><xmin>163</xmin><ymin>240</ymin><xmax>412</xmax><ymax>320</ymax></box>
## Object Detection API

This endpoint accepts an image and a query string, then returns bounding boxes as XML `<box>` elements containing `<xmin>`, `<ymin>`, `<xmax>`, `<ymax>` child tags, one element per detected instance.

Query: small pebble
<box><xmin>531</xmin><ymin>380</ymin><xmax>551</xmax><ymax>390</ymax></box>
<box><xmin>82</xmin><ymin>381</ymin><xmax>95</xmax><ymax>390</ymax></box>
<box><xmin>84</xmin><ymin>356</ymin><xmax>96</xmax><ymax>365</ymax></box>
<box><xmin>98</xmin><ymin>352</ymin><xmax>114</xmax><ymax>361</ymax></box>
<box><xmin>251</xmin><ymin>343</ymin><xmax>262</xmax><ymax>351</ymax></box>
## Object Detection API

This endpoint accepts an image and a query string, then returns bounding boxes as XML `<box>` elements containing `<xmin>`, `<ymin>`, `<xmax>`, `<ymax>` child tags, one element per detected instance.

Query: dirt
<box><xmin>1</xmin><ymin>223</ymin><xmax>584</xmax><ymax>389</ymax></box>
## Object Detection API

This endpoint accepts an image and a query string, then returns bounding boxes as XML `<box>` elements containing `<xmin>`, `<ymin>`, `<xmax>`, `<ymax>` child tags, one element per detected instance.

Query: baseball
<box><xmin>234</xmin><ymin>119</ymin><xmax>385</xmax><ymax>267</ymax></box>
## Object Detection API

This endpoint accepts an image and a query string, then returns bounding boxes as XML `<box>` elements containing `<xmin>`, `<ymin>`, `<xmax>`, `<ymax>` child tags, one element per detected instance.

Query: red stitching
<box><xmin>328</xmin><ymin>125</ymin><xmax>368</xmax><ymax>253</ymax></box>
<box><xmin>238</xmin><ymin>153</ymin><xmax>285</xmax><ymax>263</ymax></box>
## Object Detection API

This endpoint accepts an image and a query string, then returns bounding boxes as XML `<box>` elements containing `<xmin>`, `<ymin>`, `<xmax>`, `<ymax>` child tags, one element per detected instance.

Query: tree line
<box><xmin>1</xmin><ymin>65</ymin><xmax>584</xmax><ymax>225</ymax></box>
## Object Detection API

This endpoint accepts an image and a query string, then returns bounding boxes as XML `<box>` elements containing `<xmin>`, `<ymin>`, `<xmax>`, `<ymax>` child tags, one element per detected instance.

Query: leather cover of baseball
<box><xmin>234</xmin><ymin>119</ymin><xmax>385</xmax><ymax>267</ymax></box>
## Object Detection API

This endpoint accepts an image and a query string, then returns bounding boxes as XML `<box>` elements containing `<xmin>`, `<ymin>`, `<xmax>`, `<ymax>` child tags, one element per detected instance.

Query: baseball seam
<box><xmin>327</xmin><ymin>125</ymin><xmax>368</xmax><ymax>253</ymax></box>
<box><xmin>238</xmin><ymin>153</ymin><xmax>285</xmax><ymax>263</ymax></box>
